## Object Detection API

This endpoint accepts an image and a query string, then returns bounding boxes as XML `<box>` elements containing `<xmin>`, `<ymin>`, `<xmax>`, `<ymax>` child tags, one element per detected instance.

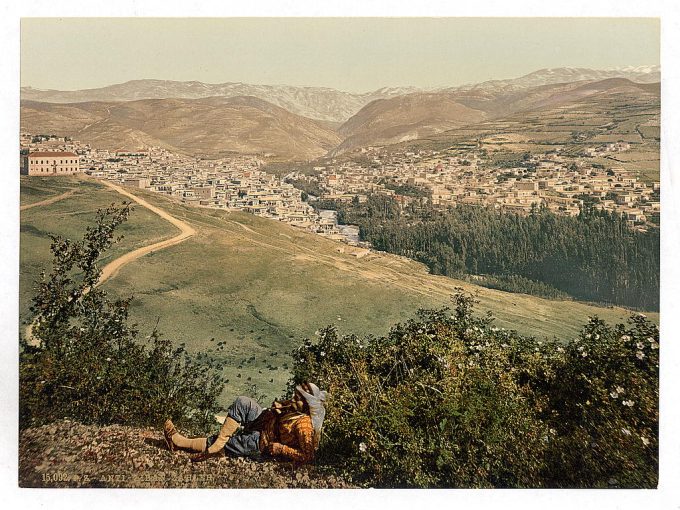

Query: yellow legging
<box><xmin>170</xmin><ymin>417</ymin><xmax>239</xmax><ymax>453</ymax></box>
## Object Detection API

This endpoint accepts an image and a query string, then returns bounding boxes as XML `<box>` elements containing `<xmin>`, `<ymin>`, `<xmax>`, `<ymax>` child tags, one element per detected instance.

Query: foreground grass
<box><xmin>19</xmin><ymin>176</ymin><xmax>659</xmax><ymax>404</ymax></box>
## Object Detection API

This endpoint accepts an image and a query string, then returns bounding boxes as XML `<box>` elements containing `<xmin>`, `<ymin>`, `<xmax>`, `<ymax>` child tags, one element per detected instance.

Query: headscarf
<box><xmin>296</xmin><ymin>382</ymin><xmax>327</xmax><ymax>446</ymax></box>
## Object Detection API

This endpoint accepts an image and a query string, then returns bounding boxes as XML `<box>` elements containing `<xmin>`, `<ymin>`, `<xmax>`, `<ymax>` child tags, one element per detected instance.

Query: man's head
<box><xmin>295</xmin><ymin>382</ymin><xmax>327</xmax><ymax>445</ymax></box>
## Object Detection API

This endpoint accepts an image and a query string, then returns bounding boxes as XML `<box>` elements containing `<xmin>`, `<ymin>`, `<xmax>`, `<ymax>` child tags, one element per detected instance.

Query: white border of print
<box><xmin>2</xmin><ymin>1</ymin><xmax>678</xmax><ymax>510</ymax></box>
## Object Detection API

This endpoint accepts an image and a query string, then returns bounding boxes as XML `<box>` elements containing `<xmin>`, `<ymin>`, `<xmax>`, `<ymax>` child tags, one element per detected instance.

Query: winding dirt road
<box><xmin>97</xmin><ymin>180</ymin><xmax>196</xmax><ymax>284</ymax></box>
<box><xmin>20</xmin><ymin>189</ymin><xmax>77</xmax><ymax>211</ymax></box>
<box><xmin>24</xmin><ymin>180</ymin><xmax>196</xmax><ymax>345</ymax></box>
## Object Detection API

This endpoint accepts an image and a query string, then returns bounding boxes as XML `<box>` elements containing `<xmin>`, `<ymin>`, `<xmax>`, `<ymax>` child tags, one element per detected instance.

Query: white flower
<box><xmin>647</xmin><ymin>337</ymin><xmax>655</xmax><ymax>343</ymax></box>
<box><xmin>636</xmin><ymin>341</ymin><xmax>644</xmax><ymax>350</ymax></box>
<box><xmin>610</xmin><ymin>392</ymin><xmax>618</xmax><ymax>399</ymax></box>
<box><xmin>616</xmin><ymin>386</ymin><xmax>625</xmax><ymax>394</ymax></box>
<box><xmin>585</xmin><ymin>334</ymin><xmax>592</xmax><ymax>339</ymax></box>
<box><xmin>594</xmin><ymin>334</ymin><xmax>600</xmax><ymax>340</ymax></box>
<box><xmin>105</xmin><ymin>357</ymin><xmax>112</xmax><ymax>362</ymax></box>
<box><xmin>636</xmin><ymin>351</ymin><xmax>645</xmax><ymax>360</ymax></box>
<box><xmin>650</xmin><ymin>341</ymin><xmax>659</xmax><ymax>350</ymax></box>
<box><xmin>622</xmin><ymin>400</ymin><xmax>635</xmax><ymax>407</ymax></box>
<box><xmin>620</xmin><ymin>335</ymin><xmax>631</xmax><ymax>342</ymax></box>
<box><xmin>556</xmin><ymin>347</ymin><xmax>564</xmax><ymax>353</ymax></box>
<box><xmin>641</xmin><ymin>436</ymin><xmax>650</xmax><ymax>446</ymax></box>
<box><xmin>621</xmin><ymin>428</ymin><xmax>631</xmax><ymax>436</ymax></box>
<box><xmin>320</xmin><ymin>351</ymin><xmax>326</xmax><ymax>357</ymax></box>
<box><xmin>359</xmin><ymin>442</ymin><xmax>367</xmax><ymax>453</ymax></box>
<box><xmin>581</xmin><ymin>351</ymin><xmax>588</xmax><ymax>358</ymax></box>
<box><xmin>578</xmin><ymin>346</ymin><xmax>584</xmax><ymax>352</ymax></box>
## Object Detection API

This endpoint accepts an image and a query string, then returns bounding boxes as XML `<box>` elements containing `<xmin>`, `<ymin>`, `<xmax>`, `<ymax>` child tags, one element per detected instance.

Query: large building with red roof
<box><xmin>22</xmin><ymin>151</ymin><xmax>80</xmax><ymax>176</ymax></box>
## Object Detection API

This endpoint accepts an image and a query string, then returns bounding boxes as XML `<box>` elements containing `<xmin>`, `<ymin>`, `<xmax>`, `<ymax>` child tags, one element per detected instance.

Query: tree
<box><xmin>20</xmin><ymin>204</ymin><xmax>224</xmax><ymax>432</ymax></box>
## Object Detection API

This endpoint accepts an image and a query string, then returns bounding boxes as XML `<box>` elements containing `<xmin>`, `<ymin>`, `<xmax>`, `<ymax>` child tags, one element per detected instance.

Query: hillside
<box><xmin>334</xmin><ymin>78</ymin><xmax>659</xmax><ymax>154</ymax></box>
<box><xmin>19</xmin><ymin>419</ymin><xmax>352</xmax><ymax>488</ymax></box>
<box><xmin>20</xmin><ymin>80</ymin><xmax>418</xmax><ymax>123</ymax></box>
<box><xmin>20</xmin><ymin>96</ymin><xmax>342</xmax><ymax>160</ymax></box>
<box><xmin>19</xmin><ymin>176</ymin><xmax>659</xmax><ymax>405</ymax></box>
<box><xmin>20</xmin><ymin>66</ymin><xmax>659</xmax><ymax>123</ymax></box>
<box><xmin>453</xmin><ymin>65</ymin><xmax>660</xmax><ymax>91</ymax></box>
<box><xmin>21</xmin><ymin>76</ymin><xmax>660</xmax><ymax>161</ymax></box>
<box><xmin>334</xmin><ymin>92</ymin><xmax>488</xmax><ymax>154</ymax></box>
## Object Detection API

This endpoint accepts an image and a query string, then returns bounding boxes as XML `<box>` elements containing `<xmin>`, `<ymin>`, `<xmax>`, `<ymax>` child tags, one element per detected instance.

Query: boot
<box><xmin>164</xmin><ymin>419</ymin><xmax>207</xmax><ymax>453</ymax></box>
<box><xmin>163</xmin><ymin>419</ymin><xmax>178</xmax><ymax>452</ymax></box>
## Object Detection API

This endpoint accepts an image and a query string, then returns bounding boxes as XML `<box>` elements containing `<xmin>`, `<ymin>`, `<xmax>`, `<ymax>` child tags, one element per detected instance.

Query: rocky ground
<box><xmin>19</xmin><ymin>419</ymin><xmax>354</xmax><ymax>488</ymax></box>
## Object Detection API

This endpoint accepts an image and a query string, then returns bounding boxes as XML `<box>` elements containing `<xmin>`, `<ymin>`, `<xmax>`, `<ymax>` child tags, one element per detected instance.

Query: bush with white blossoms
<box><xmin>289</xmin><ymin>292</ymin><xmax>658</xmax><ymax>489</ymax></box>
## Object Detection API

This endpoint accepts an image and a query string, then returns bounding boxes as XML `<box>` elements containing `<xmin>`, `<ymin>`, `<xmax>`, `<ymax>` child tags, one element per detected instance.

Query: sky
<box><xmin>21</xmin><ymin>17</ymin><xmax>660</xmax><ymax>93</ymax></box>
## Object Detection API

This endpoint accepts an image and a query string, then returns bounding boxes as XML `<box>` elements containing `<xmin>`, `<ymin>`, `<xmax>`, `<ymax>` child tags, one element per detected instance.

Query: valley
<box><xmin>20</xmin><ymin>175</ymin><xmax>659</xmax><ymax>404</ymax></box>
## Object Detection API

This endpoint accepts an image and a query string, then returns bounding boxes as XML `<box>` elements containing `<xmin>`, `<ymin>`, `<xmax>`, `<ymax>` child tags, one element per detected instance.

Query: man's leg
<box><xmin>206</xmin><ymin>396</ymin><xmax>263</xmax><ymax>454</ymax></box>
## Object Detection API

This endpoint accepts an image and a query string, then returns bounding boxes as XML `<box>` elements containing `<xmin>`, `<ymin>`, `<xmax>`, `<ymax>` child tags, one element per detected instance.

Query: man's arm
<box><xmin>268</xmin><ymin>417</ymin><xmax>315</xmax><ymax>463</ymax></box>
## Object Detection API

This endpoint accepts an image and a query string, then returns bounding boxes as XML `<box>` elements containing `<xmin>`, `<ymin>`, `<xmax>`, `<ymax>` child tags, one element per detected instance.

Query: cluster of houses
<box><xmin>19</xmin><ymin>133</ymin><xmax>358</xmax><ymax>243</ymax></box>
<box><xmin>19</xmin><ymin>132</ymin><xmax>660</xmax><ymax>233</ymax></box>
<box><xmin>294</xmin><ymin>144</ymin><xmax>660</xmax><ymax>230</ymax></box>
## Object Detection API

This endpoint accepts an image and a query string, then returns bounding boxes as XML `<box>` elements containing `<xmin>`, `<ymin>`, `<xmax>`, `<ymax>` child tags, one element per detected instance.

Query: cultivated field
<box><xmin>19</xmin><ymin>176</ymin><xmax>659</xmax><ymax>403</ymax></box>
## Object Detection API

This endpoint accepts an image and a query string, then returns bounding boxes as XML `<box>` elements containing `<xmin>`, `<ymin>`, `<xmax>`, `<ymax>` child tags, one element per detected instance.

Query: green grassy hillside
<box><xmin>19</xmin><ymin>176</ymin><xmax>659</xmax><ymax>404</ymax></box>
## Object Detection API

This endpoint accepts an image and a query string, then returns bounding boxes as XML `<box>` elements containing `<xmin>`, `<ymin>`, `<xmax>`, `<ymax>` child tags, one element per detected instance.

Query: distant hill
<box><xmin>20</xmin><ymin>68</ymin><xmax>660</xmax><ymax>160</ymax></box>
<box><xmin>451</xmin><ymin>66</ymin><xmax>661</xmax><ymax>92</ymax></box>
<box><xmin>334</xmin><ymin>93</ymin><xmax>488</xmax><ymax>155</ymax></box>
<box><xmin>20</xmin><ymin>96</ymin><xmax>342</xmax><ymax>160</ymax></box>
<box><xmin>333</xmin><ymin>78</ymin><xmax>659</xmax><ymax>154</ymax></box>
<box><xmin>20</xmin><ymin>80</ymin><xmax>420</xmax><ymax>124</ymax></box>
<box><xmin>20</xmin><ymin>66</ymin><xmax>659</xmax><ymax>123</ymax></box>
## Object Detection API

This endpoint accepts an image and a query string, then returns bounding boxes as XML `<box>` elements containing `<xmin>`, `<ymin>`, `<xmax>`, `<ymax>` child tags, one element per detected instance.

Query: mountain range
<box><xmin>20</xmin><ymin>66</ymin><xmax>660</xmax><ymax>160</ymax></box>
<box><xmin>21</xmin><ymin>66</ymin><xmax>659</xmax><ymax>123</ymax></box>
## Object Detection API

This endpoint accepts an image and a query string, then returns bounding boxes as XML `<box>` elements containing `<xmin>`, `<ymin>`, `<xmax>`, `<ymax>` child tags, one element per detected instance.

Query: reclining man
<box><xmin>164</xmin><ymin>382</ymin><xmax>327</xmax><ymax>464</ymax></box>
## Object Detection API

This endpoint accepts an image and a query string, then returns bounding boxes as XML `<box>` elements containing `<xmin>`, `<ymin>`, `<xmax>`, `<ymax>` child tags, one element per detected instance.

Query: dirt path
<box><xmin>24</xmin><ymin>181</ymin><xmax>196</xmax><ymax>346</ymax></box>
<box><xmin>97</xmin><ymin>180</ymin><xmax>196</xmax><ymax>284</ymax></box>
<box><xmin>20</xmin><ymin>189</ymin><xmax>77</xmax><ymax>211</ymax></box>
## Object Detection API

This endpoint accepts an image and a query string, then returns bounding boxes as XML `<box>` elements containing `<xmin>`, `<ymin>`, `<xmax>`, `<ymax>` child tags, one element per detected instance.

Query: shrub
<box><xmin>19</xmin><ymin>204</ymin><xmax>225</xmax><ymax>434</ymax></box>
<box><xmin>289</xmin><ymin>291</ymin><xmax>658</xmax><ymax>488</ymax></box>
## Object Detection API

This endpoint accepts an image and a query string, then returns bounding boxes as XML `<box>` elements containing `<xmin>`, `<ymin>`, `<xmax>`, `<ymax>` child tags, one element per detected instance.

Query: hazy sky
<box><xmin>21</xmin><ymin>17</ymin><xmax>659</xmax><ymax>93</ymax></box>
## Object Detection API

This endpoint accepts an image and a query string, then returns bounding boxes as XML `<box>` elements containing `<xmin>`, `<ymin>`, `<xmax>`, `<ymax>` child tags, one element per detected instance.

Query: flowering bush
<box><xmin>290</xmin><ymin>292</ymin><xmax>658</xmax><ymax>488</ymax></box>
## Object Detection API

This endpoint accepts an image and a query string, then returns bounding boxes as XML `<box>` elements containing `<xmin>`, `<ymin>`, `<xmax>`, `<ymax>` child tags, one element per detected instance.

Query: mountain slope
<box><xmin>21</xmin><ymin>96</ymin><xmax>342</xmax><ymax>160</ymax></box>
<box><xmin>333</xmin><ymin>93</ymin><xmax>488</xmax><ymax>154</ymax></box>
<box><xmin>20</xmin><ymin>80</ymin><xmax>418</xmax><ymax>123</ymax></box>
<box><xmin>453</xmin><ymin>66</ymin><xmax>661</xmax><ymax>92</ymax></box>
<box><xmin>20</xmin><ymin>66</ymin><xmax>658</xmax><ymax>124</ymax></box>
<box><xmin>334</xmin><ymin>78</ymin><xmax>660</xmax><ymax>154</ymax></box>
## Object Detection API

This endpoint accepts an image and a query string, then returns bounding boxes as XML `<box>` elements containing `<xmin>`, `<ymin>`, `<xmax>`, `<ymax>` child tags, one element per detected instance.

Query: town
<box><xmin>20</xmin><ymin>132</ymin><xmax>659</xmax><ymax>239</ymax></box>
<box><xmin>296</xmin><ymin>142</ymin><xmax>659</xmax><ymax>230</ymax></box>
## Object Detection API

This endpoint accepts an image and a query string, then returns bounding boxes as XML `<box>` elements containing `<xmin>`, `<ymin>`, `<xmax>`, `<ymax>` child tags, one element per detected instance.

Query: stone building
<box><xmin>22</xmin><ymin>151</ymin><xmax>80</xmax><ymax>176</ymax></box>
